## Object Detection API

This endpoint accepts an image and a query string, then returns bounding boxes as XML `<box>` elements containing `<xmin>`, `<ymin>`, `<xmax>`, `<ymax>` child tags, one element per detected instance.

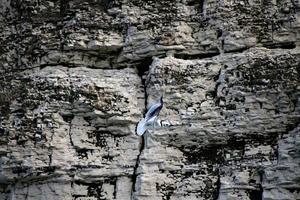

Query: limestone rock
<box><xmin>0</xmin><ymin>0</ymin><xmax>299</xmax><ymax>200</ymax></box>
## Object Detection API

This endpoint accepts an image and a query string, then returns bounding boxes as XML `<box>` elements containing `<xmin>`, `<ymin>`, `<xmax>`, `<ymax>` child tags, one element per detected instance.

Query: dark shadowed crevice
<box><xmin>0</xmin><ymin>184</ymin><xmax>9</xmax><ymax>198</ymax></box>
<box><xmin>263</xmin><ymin>42</ymin><xmax>296</xmax><ymax>49</ymax></box>
<box><xmin>248</xmin><ymin>168</ymin><xmax>264</xmax><ymax>200</ymax></box>
<box><xmin>284</xmin><ymin>120</ymin><xmax>300</xmax><ymax>134</ymax></box>
<box><xmin>249</xmin><ymin>169</ymin><xmax>263</xmax><ymax>200</ymax></box>
<box><xmin>224</xmin><ymin>47</ymin><xmax>249</xmax><ymax>54</ymax></box>
<box><xmin>249</xmin><ymin>185</ymin><xmax>263</xmax><ymax>200</ymax></box>
<box><xmin>48</xmin><ymin>154</ymin><xmax>52</xmax><ymax>167</ymax></box>
<box><xmin>130</xmin><ymin>135</ymin><xmax>144</xmax><ymax>199</ymax></box>
<box><xmin>24</xmin><ymin>184</ymin><xmax>29</xmax><ymax>200</ymax></box>
<box><xmin>136</xmin><ymin>58</ymin><xmax>152</xmax><ymax>85</ymax></box>
<box><xmin>136</xmin><ymin>57</ymin><xmax>152</xmax><ymax>111</ymax></box>
<box><xmin>208</xmin><ymin>67</ymin><xmax>223</xmax><ymax>107</ymax></box>
<box><xmin>60</xmin><ymin>0</ymin><xmax>69</xmax><ymax>16</ymax></box>
<box><xmin>60</xmin><ymin>113</ymin><xmax>75</xmax><ymax>147</ymax></box>
<box><xmin>68</xmin><ymin>121</ymin><xmax>74</xmax><ymax>147</ymax></box>
<box><xmin>199</xmin><ymin>0</ymin><xmax>205</xmax><ymax>14</ymax></box>
<box><xmin>59</xmin><ymin>0</ymin><xmax>69</xmax><ymax>52</ymax></box>
<box><xmin>48</xmin><ymin>129</ymin><xmax>55</xmax><ymax>167</ymax></box>
<box><xmin>99</xmin><ymin>0</ymin><xmax>115</xmax><ymax>11</ymax></box>
<box><xmin>174</xmin><ymin>52</ymin><xmax>220</xmax><ymax>60</ymax></box>
<box><xmin>213</xmin><ymin>174</ymin><xmax>221</xmax><ymax>200</ymax></box>
<box><xmin>188</xmin><ymin>0</ymin><xmax>205</xmax><ymax>14</ymax></box>
<box><xmin>73</xmin><ymin>178</ymin><xmax>117</xmax><ymax>199</ymax></box>
<box><xmin>131</xmin><ymin>57</ymin><xmax>153</xmax><ymax>200</ymax></box>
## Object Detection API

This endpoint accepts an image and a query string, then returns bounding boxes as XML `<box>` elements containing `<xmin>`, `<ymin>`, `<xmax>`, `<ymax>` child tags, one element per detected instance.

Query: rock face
<box><xmin>0</xmin><ymin>0</ymin><xmax>299</xmax><ymax>200</ymax></box>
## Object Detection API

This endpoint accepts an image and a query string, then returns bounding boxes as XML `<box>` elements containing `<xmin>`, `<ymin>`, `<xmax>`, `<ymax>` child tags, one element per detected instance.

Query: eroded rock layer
<box><xmin>0</xmin><ymin>0</ymin><xmax>299</xmax><ymax>200</ymax></box>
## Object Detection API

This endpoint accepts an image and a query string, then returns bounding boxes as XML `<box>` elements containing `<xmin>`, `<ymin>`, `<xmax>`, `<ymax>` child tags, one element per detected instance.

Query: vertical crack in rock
<box><xmin>137</xmin><ymin>58</ymin><xmax>153</xmax><ymax>107</ymax></box>
<box><xmin>213</xmin><ymin>174</ymin><xmax>221</xmax><ymax>200</ymax></box>
<box><xmin>67</xmin><ymin>105</ymin><xmax>75</xmax><ymax>148</ymax></box>
<box><xmin>249</xmin><ymin>169</ymin><xmax>264</xmax><ymax>200</ymax></box>
<box><xmin>67</xmin><ymin>69</ymin><xmax>75</xmax><ymax>148</ymax></box>
<box><xmin>48</xmin><ymin>153</ymin><xmax>53</xmax><ymax>167</ymax></box>
<box><xmin>130</xmin><ymin>135</ymin><xmax>144</xmax><ymax>200</ymax></box>
<box><xmin>59</xmin><ymin>0</ymin><xmax>69</xmax><ymax>52</ymax></box>
<box><xmin>48</xmin><ymin>129</ymin><xmax>55</xmax><ymax>167</ymax></box>
<box><xmin>67</xmin><ymin>112</ymin><xmax>75</xmax><ymax>147</ymax></box>
<box><xmin>199</xmin><ymin>0</ymin><xmax>205</xmax><ymax>14</ymax></box>
<box><xmin>68</xmin><ymin>122</ymin><xmax>74</xmax><ymax>147</ymax></box>
<box><xmin>24</xmin><ymin>185</ymin><xmax>29</xmax><ymax>200</ymax></box>
<box><xmin>60</xmin><ymin>0</ymin><xmax>68</xmax><ymax>17</ymax></box>
<box><xmin>130</xmin><ymin>58</ymin><xmax>153</xmax><ymax>200</ymax></box>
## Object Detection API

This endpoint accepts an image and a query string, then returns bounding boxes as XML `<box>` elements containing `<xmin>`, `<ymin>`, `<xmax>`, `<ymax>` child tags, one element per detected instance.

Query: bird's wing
<box><xmin>145</xmin><ymin>103</ymin><xmax>161</xmax><ymax>119</ymax></box>
<box><xmin>136</xmin><ymin>118</ymin><xmax>147</xmax><ymax>136</ymax></box>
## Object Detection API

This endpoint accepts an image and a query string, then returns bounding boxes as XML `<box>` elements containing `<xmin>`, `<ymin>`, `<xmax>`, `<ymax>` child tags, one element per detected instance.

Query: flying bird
<box><xmin>136</xmin><ymin>96</ymin><xmax>163</xmax><ymax>136</ymax></box>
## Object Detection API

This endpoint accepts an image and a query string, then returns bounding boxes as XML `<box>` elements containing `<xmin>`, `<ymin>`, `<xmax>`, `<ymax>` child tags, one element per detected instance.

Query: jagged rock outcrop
<box><xmin>0</xmin><ymin>0</ymin><xmax>299</xmax><ymax>200</ymax></box>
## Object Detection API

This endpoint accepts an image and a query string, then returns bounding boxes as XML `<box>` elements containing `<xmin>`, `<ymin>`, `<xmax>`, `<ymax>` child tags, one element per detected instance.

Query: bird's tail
<box><xmin>136</xmin><ymin>118</ymin><xmax>147</xmax><ymax>136</ymax></box>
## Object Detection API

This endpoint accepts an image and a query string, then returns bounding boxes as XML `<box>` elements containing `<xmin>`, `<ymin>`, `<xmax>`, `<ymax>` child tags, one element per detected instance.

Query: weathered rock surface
<box><xmin>0</xmin><ymin>0</ymin><xmax>299</xmax><ymax>200</ymax></box>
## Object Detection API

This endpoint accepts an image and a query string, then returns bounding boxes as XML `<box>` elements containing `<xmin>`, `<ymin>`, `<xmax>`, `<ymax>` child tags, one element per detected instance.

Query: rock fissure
<box><xmin>24</xmin><ymin>185</ymin><xmax>29</xmax><ymax>200</ymax></box>
<box><xmin>67</xmin><ymin>79</ymin><xmax>75</xmax><ymax>148</ymax></box>
<box><xmin>174</xmin><ymin>52</ymin><xmax>220</xmax><ymax>60</ymax></box>
<box><xmin>131</xmin><ymin>135</ymin><xmax>145</xmax><ymax>200</ymax></box>
<box><xmin>213</xmin><ymin>174</ymin><xmax>221</xmax><ymax>200</ymax></box>
<box><xmin>248</xmin><ymin>170</ymin><xmax>264</xmax><ymax>200</ymax></box>
<box><xmin>48</xmin><ymin>129</ymin><xmax>55</xmax><ymax>167</ymax></box>
<box><xmin>130</xmin><ymin>59</ymin><xmax>152</xmax><ymax>200</ymax></box>
<box><xmin>68</xmin><ymin>120</ymin><xmax>74</xmax><ymax>147</ymax></box>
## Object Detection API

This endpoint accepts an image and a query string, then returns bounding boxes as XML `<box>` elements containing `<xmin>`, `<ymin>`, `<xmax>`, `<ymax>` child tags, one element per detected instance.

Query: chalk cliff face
<box><xmin>0</xmin><ymin>0</ymin><xmax>299</xmax><ymax>199</ymax></box>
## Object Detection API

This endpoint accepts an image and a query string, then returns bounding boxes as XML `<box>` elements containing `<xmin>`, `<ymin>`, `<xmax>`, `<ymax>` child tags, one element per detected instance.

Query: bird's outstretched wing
<box><xmin>137</xmin><ymin>118</ymin><xmax>147</xmax><ymax>136</ymax></box>
<box><xmin>145</xmin><ymin>103</ymin><xmax>161</xmax><ymax>119</ymax></box>
<box><xmin>137</xmin><ymin>96</ymin><xmax>163</xmax><ymax>136</ymax></box>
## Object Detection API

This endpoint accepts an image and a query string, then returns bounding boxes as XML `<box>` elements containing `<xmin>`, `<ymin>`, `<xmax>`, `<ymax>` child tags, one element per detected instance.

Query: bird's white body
<box><xmin>136</xmin><ymin>116</ymin><xmax>157</xmax><ymax>136</ymax></box>
<box><xmin>136</xmin><ymin>97</ymin><xmax>163</xmax><ymax>136</ymax></box>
